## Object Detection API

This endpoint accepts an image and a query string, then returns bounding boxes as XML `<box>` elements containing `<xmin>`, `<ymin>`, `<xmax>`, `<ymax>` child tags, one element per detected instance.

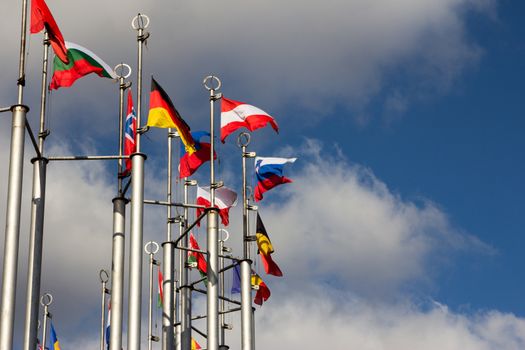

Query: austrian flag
<box><xmin>220</xmin><ymin>97</ymin><xmax>278</xmax><ymax>143</ymax></box>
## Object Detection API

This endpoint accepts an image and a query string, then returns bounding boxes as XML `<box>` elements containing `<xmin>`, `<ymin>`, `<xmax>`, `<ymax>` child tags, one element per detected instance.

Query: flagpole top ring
<box><xmin>203</xmin><ymin>75</ymin><xmax>221</xmax><ymax>91</ymax></box>
<box><xmin>132</xmin><ymin>14</ymin><xmax>150</xmax><ymax>30</ymax></box>
<box><xmin>219</xmin><ymin>229</ymin><xmax>230</xmax><ymax>242</ymax></box>
<box><xmin>145</xmin><ymin>241</ymin><xmax>159</xmax><ymax>255</ymax></box>
<box><xmin>99</xmin><ymin>269</ymin><xmax>110</xmax><ymax>283</ymax></box>
<box><xmin>237</xmin><ymin>132</ymin><xmax>251</xmax><ymax>147</ymax></box>
<box><xmin>114</xmin><ymin>63</ymin><xmax>132</xmax><ymax>79</ymax></box>
<box><xmin>40</xmin><ymin>293</ymin><xmax>53</xmax><ymax>306</ymax></box>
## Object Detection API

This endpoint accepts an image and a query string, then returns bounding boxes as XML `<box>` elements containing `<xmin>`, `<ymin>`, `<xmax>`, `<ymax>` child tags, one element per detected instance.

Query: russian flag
<box><xmin>254</xmin><ymin>157</ymin><xmax>296</xmax><ymax>202</ymax></box>
<box><xmin>220</xmin><ymin>97</ymin><xmax>278</xmax><ymax>143</ymax></box>
<box><xmin>121</xmin><ymin>90</ymin><xmax>136</xmax><ymax>177</ymax></box>
<box><xmin>179</xmin><ymin>131</ymin><xmax>216</xmax><ymax>179</ymax></box>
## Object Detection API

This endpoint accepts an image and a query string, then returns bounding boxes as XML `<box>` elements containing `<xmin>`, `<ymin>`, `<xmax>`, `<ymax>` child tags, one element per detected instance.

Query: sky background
<box><xmin>1</xmin><ymin>0</ymin><xmax>525</xmax><ymax>349</ymax></box>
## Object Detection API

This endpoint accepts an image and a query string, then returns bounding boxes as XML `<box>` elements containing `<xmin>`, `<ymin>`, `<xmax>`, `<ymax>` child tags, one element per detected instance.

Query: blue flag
<box><xmin>231</xmin><ymin>264</ymin><xmax>241</xmax><ymax>294</ymax></box>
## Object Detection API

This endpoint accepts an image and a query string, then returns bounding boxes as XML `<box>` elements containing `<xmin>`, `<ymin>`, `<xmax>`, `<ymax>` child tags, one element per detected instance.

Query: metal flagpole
<box><xmin>110</xmin><ymin>63</ymin><xmax>132</xmax><ymax>350</ymax></box>
<box><xmin>180</xmin><ymin>179</ymin><xmax>195</xmax><ymax>350</ymax></box>
<box><xmin>22</xmin><ymin>31</ymin><xmax>50</xmax><ymax>350</ymax></box>
<box><xmin>219</xmin><ymin>229</ymin><xmax>231</xmax><ymax>350</ymax></box>
<box><xmin>99</xmin><ymin>270</ymin><xmax>110</xmax><ymax>350</ymax></box>
<box><xmin>40</xmin><ymin>294</ymin><xmax>52</xmax><ymax>350</ymax></box>
<box><xmin>238</xmin><ymin>133</ymin><xmax>255</xmax><ymax>350</ymax></box>
<box><xmin>162</xmin><ymin>130</ymin><xmax>176</xmax><ymax>350</ymax></box>
<box><xmin>145</xmin><ymin>242</ymin><xmax>160</xmax><ymax>350</ymax></box>
<box><xmin>0</xmin><ymin>0</ymin><xmax>29</xmax><ymax>346</ymax></box>
<box><xmin>128</xmin><ymin>14</ymin><xmax>149</xmax><ymax>350</ymax></box>
<box><xmin>203</xmin><ymin>75</ymin><xmax>222</xmax><ymax>350</ymax></box>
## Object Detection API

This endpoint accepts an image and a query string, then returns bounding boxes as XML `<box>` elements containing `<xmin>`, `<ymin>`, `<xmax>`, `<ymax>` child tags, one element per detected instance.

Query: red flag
<box><xmin>30</xmin><ymin>0</ymin><xmax>69</xmax><ymax>64</ymax></box>
<box><xmin>251</xmin><ymin>273</ymin><xmax>271</xmax><ymax>306</ymax></box>
<box><xmin>189</xmin><ymin>233</ymin><xmax>207</xmax><ymax>275</ymax></box>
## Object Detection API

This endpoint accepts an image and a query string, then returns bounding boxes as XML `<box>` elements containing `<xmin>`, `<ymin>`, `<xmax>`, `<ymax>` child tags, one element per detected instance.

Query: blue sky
<box><xmin>1</xmin><ymin>0</ymin><xmax>525</xmax><ymax>349</ymax></box>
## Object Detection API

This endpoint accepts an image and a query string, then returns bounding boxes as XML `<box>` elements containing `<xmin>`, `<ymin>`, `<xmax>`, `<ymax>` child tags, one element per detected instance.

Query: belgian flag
<box><xmin>256</xmin><ymin>213</ymin><xmax>283</xmax><ymax>277</ymax></box>
<box><xmin>147</xmin><ymin>77</ymin><xmax>196</xmax><ymax>154</ymax></box>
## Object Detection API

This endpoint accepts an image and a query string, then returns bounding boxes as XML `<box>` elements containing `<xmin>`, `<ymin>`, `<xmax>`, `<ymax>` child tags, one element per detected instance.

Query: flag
<box><xmin>49</xmin><ymin>323</ymin><xmax>61</xmax><ymax>350</ymax></box>
<box><xmin>231</xmin><ymin>263</ymin><xmax>241</xmax><ymax>294</ymax></box>
<box><xmin>220</xmin><ymin>97</ymin><xmax>278</xmax><ymax>143</ymax></box>
<box><xmin>49</xmin><ymin>41</ymin><xmax>117</xmax><ymax>90</ymax></box>
<box><xmin>30</xmin><ymin>0</ymin><xmax>69</xmax><ymax>63</ymax></box>
<box><xmin>147</xmin><ymin>78</ymin><xmax>196</xmax><ymax>154</ymax></box>
<box><xmin>254</xmin><ymin>157</ymin><xmax>296</xmax><ymax>202</ymax></box>
<box><xmin>121</xmin><ymin>90</ymin><xmax>136</xmax><ymax>177</ymax></box>
<box><xmin>196</xmin><ymin>186</ymin><xmax>238</xmax><ymax>227</ymax></box>
<box><xmin>188</xmin><ymin>233</ymin><xmax>207</xmax><ymax>276</ymax></box>
<box><xmin>251</xmin><ymin>273</ymin><xmax>271</xmax><ymax>306</ymax></box>
<box><xmin>191</xmin><ymin>338</ymin><xmax>202</xmax><ymax>350</ymax></box>
<box><xmin>179</xmin><ymin>131</ymin><xmax>216</xmax><ymax>179</ymax></box>
<box><xmin>256</xmin><ymin>213</ymin><xmax>283</xmax><ymax>277</ymax></box>
<box><xmin>105</xmin><ymin>302</ymin><xmax>111</xmax><ymax>350</ymax></box>
<box><xmin>158</xmin><ymin>268</ymin><xmax>164</xmax><ymax>308</ymax></box>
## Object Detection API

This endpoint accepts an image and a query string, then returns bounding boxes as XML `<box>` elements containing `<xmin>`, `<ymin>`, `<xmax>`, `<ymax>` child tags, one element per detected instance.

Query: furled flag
<box><xmin>49</xmin><ymin>41</ymin><xmax>117</xmax><ymax>90</ymax></box>
<box><xmin>120</xmin><ymin>90</ymin><xmax>136</xmax><ymax>177</ymax></box>
<box><xmin>105</xmin><ymin>302</ymin><xmax>111</xmax><ymax>350</ymax></box>
<box><xmin>158</xmin><ymin>268</ymin><xmax>164</xmax><ymax>308</ymax></box>
<box><xmin>220</xmin><ymin>97</ymin><xmax>278</xmax><ymax>143</ymax></box>
<box><xmin>188</xmin><ymin>233</ymin><xmax>207</xmax><ymax>276</ymax></box>
<box><xmin>251</xmin><ymin>273</ymin><xmax>271</xmax><ymax>306</ymax></box>
<box><xmin>256</xmin><ymin>213</ymin><xmax>283</xmax><ymax>277</ymax></box>
<box><xmin>196</xmin><ymin>186</ymin><xmax>238</xmax><ymax>227</ymax></box>
<box><xmin>231</xmin><ymin>263</ymin><xmax>241</xmax><ymax>294</ymax></box>
<box><xmin>49</xmin><ymin>322</ymin><xmax>61</xmax><ymax>350</ymax></box>
<box><xmin>191</xmin><ymin>338</ymin><xmax>202</xmax><ymax>350</ymax></box>
<box><xmin>179</xmin><ymin>131</ymin><xmax>216</xmax><ymax>179</ymax></box>
<box><xmin>30</xmin><ymin>0</ymin><xmax>69</xmax><ymax>63</ymax></box>
<box><xmin>254</xmin><ymin>157</ymin><xmax>296</xmax><ymax>202</ymax></box>
<box><xmin>147</xmin><ymin>77</ymin><xmax>196</xmax><ymax>154</ymax></box>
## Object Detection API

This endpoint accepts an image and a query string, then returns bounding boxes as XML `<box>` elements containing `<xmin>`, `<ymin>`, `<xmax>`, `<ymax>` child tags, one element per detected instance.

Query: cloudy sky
<box><xmin>1</xmin><ymin>0</ymin><xmax>525</xmax><ymax>349</ymax></box>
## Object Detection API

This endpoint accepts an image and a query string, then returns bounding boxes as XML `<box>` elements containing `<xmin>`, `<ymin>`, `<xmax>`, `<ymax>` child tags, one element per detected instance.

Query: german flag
<box><xmin>256</xmin><ymin>213</ymin><xmax>283</xmax><ymax>277</ymax></box>
<box><xmin>147</xmin><ymin>77</ymin><xmax>196</xmax><ymax>154</ymax></box>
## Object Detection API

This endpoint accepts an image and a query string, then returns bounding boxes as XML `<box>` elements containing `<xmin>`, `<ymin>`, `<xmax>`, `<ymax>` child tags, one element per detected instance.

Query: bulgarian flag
<box><xmin>49</xmin><ymin>41</ymin><xmax>117</xmax><ymax>90</ymax></box>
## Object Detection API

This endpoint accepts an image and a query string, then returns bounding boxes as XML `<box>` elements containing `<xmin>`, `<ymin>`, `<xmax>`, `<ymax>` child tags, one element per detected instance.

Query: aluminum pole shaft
<box><xmin>162</xmin><ymin>131</ymin><xmax>175</xmax><ymax>350</ymax></box>
<box><xmin>127</xmin><ymin>19</ymin><xmax>147</xmax><ymax>350</ymax></box>
<box><xmin>41</xmin><ymin>305</ymin><xmax>48</xmax><ymax>350</ymax></box>
<box><xmin>219</xmin><ymin>239</ymin><xmax>226</xmax><ymax>348</ymax></box>
<box><xmin>22</xmin><ymin>32</ymin><xmax>50</xmax><ymax>350</ymax></box>
<box><xmin>147</xmin><ymin>252</ymin><xmax>155</xmax><ymax>350</ymax></box>
<box><xmin>110</xmin><ymin>197</ymin><xmax>127</xmax><ymax>350</ymax></box>
<box><xmin>180</xmin><ymin>181</ymin><xmax>192</xmax><ymax>350</ymax></box>
<box><xmin>100</xmin><ymin>279</ymin><xmax>107</xmax><ymax>350</ymax></box>
<box><xmin>0</xmin><ymin>0</ymin><xmax>29</xmax><ymax>346</ymax></box>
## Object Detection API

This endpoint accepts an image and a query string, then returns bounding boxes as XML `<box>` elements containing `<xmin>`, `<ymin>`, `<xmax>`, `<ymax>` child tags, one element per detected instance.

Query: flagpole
<box><xmin>128</xmin><ymin>14</ymin><xmax>149</xmax><ymax>350</ymax></box>
<box><xmin>22</xmin><ymin>31</ymin><xmax>51</xmax><ymax>350</ymax></box>
<box><xmin>204</xmin><ymin>75</ymin><xmax>222</xmax><ymax>350</ymax></box>
<box><xmin>145</xmin><ymin>242</ymin><xmax>160</xmax><ymax>350</ymax></box>
<box><xmin>162</xmin><ymin>130</ymin><xmax>176</xmax><ymax>350</ymax></box>
<box><xmin>180</xmin><ymin>179</ymin><xmax>195</xmax><ymax>350</ymax></box>
<box><xmin>110</xmin><ymin>64</ymin><xmax>131</xmax><ymax>350</ymax></box>
<box><xmin>0</xmin><ymin>0</ymin><xmax>29</xmax><ymax>346</ymax></box>
<box><xmin>40</xmin><ymin>294</ymin><xmax>52</xmax><ymax>350</ymax></box>
<box><xmin>99</xmin><ymin>270</ymin><xmax>110</xmax><ymax>350</ymax></box>
<box><xmin>219</xmin><ymin>229</ymin><xmax>231</xmax><ymax>350</ymax></box>
<box><xmin>239</xmin><ymin>132</ymin><xmax>255</xmax><ymax>350</ymax></box>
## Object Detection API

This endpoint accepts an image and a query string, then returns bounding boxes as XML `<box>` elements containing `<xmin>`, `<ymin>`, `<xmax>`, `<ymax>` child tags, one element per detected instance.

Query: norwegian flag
<box><xmin>121</xmin><ymin>90</ymin><xmax>136</xmax><ymax>177</ymax></box>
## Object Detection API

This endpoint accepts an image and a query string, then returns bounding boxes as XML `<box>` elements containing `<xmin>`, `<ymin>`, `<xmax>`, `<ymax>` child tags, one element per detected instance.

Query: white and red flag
<box><xmin>196</xmin><ymin>186</ymin><xmax>238</xmax><ymax>227</ymax></box>
<box><xmin>220</xmin><ymin>97</ymin><xmax>278</xmax><ymax>143</ymax></box>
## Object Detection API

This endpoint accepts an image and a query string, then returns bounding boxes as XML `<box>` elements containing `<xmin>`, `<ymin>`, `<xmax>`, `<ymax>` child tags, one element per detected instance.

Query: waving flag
<box><xmin>30</xmin><ymin>0</ymin><xmax>69</xmax><ymax>63</ymax></box>
<box><xmin>49</xmin><ymin>323</ymin><xmax>61</xmax><ymax>350</ymax></box>
<box><xmin>220</xmin><ymin>97</ymin><xmax>278</xmax><ymax>143</ymax></box>
<box><xmin>196</xmin><ymin>186</ymin><xmax>238</xmax><ymax>227</ymax></box>
<box><xmin>231</xmin><ymin>263</ymin><xmax>241</xmax><ymax>294</ymax></box>
<box><xmin>121</xmin><ymin>90</ymin><xmax>136</xmax><ymax>177</ymax></box>
<box><xmin>251</xmin><ymin>273</ymin><xmax>271</xmax><ymax>306</ymax></box>
<box><xmin>105</xmin><ymin>302</ymin><xmax>111</xmax><ymax>350</ymax></box>
<box><xmin>158</xmin><ymin>269</ymin><xmax>164</xmax><ymax>308</ymax></box>
<box><xmin>256</xmin><ymin>213</ymin><xmax>283</xmax><ymax>276</ymax></box>
<box><xmin>179</xmin><ymin>131</ymin><xmax>216</xmax><ymax>178</ymax></box>
<box><xmin>49</xmin><ymin>42</ymin><xmax>117</xmax><ymax>90</ymax></box>
<box><xmin>188</xmin><ymin>233</ymin><xmax>207</xmax><ymax>276</ymax></box>
<box><xmin>254</xmin><ymin>157</ymin><xmax>296</xmax><ymax>202</ymax></box>
<box><xmin>147</xmin><ymin>78</ymin><xmax>196</xmax><ymax>154</ymax></box>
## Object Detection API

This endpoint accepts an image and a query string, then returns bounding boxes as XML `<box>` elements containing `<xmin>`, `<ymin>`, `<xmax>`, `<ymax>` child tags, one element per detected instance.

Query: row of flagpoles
<box><xmin>0</xmin><ymin>0</ymin><xmax>298</xmax><ymax>349</ymax></box>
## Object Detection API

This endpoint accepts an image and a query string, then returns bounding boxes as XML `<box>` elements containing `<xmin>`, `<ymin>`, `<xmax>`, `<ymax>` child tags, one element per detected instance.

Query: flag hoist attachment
<box><xmin>99</xmin><ymin>269</ymin><xmax>110</xmax><ymax>350</ymax></box>
<box><xmin>128</xmin><ymin>13</ymin><xmax>149</xmax><ymax>350</ymax></box>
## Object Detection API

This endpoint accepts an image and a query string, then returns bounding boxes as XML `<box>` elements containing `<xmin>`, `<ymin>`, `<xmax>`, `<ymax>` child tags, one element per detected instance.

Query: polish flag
<box><xmin>220</xmin><ymin>97</ymin><xmax>278</xmax><ymax>143</ymax></box>
<box><xmin>196</xmin><ymin>186</ymin><xmax>238</xmax><ymax>226</ymax></box>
